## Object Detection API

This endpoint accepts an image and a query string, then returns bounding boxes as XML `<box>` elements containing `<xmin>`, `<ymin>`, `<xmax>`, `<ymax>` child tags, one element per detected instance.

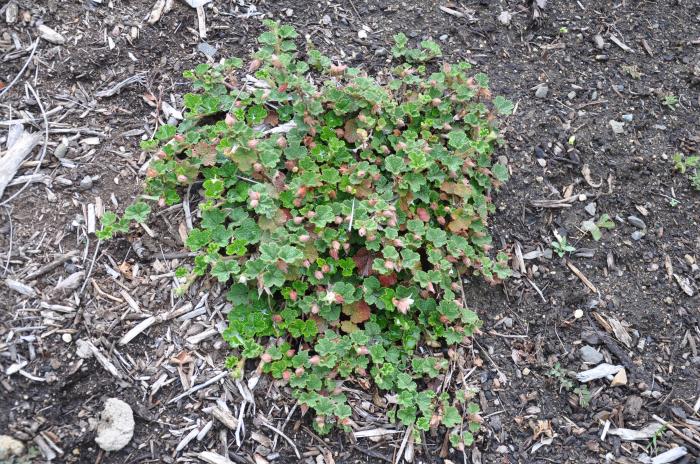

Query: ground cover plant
<box><xmin>99</xmin><ymin>21</ymin><xmax>513</xmax><ymax>444</ymax></box>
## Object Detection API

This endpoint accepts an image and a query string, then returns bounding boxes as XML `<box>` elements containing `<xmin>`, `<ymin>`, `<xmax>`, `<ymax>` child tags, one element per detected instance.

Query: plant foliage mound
<box><xmin>104</xmin><ymin>21</ymin><xmax>513</xmax><ymax>444</ymax></box>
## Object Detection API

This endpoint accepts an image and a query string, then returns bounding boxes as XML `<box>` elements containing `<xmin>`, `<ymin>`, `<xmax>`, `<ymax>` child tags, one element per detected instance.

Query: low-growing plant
<box><xmin>100</xmin><ymin>21</ymin><xmax>513</xmax><ymax>440</ymax></box>
<box><xmin>661</xmin><ymin>94</ymin><xmax>678</xmax><ymax>110</ymax></box>
<box><xmin>580</xmin><ymin>213</ymin><xmax>615</xmax><ymax>241</ymax></box>
<box><xmin>551</xmin><ymin>232</ymin><xmax>575</xmax><ymax>257</ymax></box>
<box><xmin>673</xmin><ymin>152</ymin><xmax>700</xmax><ymax>191</ymax></box>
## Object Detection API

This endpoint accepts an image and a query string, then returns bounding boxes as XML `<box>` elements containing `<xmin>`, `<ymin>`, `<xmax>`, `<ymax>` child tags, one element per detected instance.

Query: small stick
<box><xmin>196</xmin><ymin>6</ymin><xmax>207</xmax><ymax>39</ymax></box>
<box><xmin>168</xmin><ymin>371</ymin><xmax>228</xmax><ymax>404</ymax></box>
<box><xmin>652</xmin><ymin>415</ymin><xmax>700</xmax><ymax>450</ymax></box>
<box><xmin>565</xmin><ymin>259</ymin><xmax>598</xmax><ymax>294</ymax></box>
<box><xmin>24</xmin><ymin>250</ymin><xmax>78</xmax><ymax>280</ymax></box>
<box><xmin>0</xmin><ymin>39</ymin><xmax>39</xmax><ymax>99</ymax></box>
<box><xmin>1</xmin><ymin>83</ymin><xmax>48</xmax><ymax>206</ymax></box>
<box><xmin>259</xmin><ymin>420</ymin><xmax>301</xmax><ymax>459</ymax></box>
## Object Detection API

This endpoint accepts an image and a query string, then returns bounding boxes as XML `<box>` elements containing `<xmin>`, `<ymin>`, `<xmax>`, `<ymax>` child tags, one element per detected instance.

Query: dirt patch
<box><xmin>1</xmin><ymin>0</ymin><xmax>699</xmax><ymax>463</ymax></box>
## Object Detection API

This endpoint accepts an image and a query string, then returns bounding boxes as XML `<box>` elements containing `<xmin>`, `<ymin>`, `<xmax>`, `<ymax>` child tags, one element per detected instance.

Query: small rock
<box><xmin>79</xmin><ymin>176</ymin><xmax>93</xmax><ymax>190</ymax></box>
<box><xmin>536</xmin><ymin>158</ymin><xmax>547</xmax><ymax>168</ymax></box>
<box><xmin>631</xmin><ymin>230</ymin><xmax>645</xmax><ymax>241</ymax></box>
<box><xmin>624</xmin><ymin>395</ymin><xmax>644</xmax><ymax>419</ymax></box>
<box><xmin>62</xmin><ymin>333</ymin><xmax>72</xmax><ymax>343</ymax></box>
<box><xmin>609</xmin><ymin>120</ymin><xmax>625</xmax><ymax>134</ymax></box>
<box><xmin>627</xmin><ymin>215</ymin><xmax>646</xmax><ymax>229</ymax></box>
<box><xmin>535</xmin><ymin>85</ymin><xmax>549</xmax><ymax>99</ymax></box>
<box><xmin>321</xmin><ymin>15</ymin><xmax>331</xmax><ymax>26</ymax></box>
<box><xmin>622</xmin><ymin>113</ymin><xmax>634</xmax><ymax>122</ymax></box>
<box><xmin>197</xmin><ymin>42</ymin><xmax>217</xmax><ymax>58</ymax></box>
<box><xmin>285</xmin><ymin>8</ymin><xmax>293</xmax><ymax>16</ymax></box>
<box><xmin>439</xmin><ymin>34</ymin><xmax>448</xmax><ymax>42</ymax></box>
<box><xmin>5</xmin><ymin>2</ymin><xmax>18</xmax><ymax>24</ymax></box>
<box><xmin>374</xmin><ymin>47</ymin><xmax>387</xmax><ymax>57</ymax></box>
<box><xmin>357</xmin><ymin>29</ymin><xmax>368</xmax><ymax>40</ymax></box>
<box><xmin>584</xmin><ymin>202</ymin><xmax>597</xmax><ymax>216</ymax></box>
<box><xmin>95</xmin><ymin>398</ymin><xmax>135</xmax><ymax>452</ymax></box>
<box><xmin>502</xmin><ymin>317</ymin><xmax>513</xmax><ymax>329</ymax></box>
<box><xmin>593</xmin><ymin>34</ymin><xmax>605</xmax><ymax>49</ymax></box>
<box><xmin>0</xmin><ymin>435</ymin><xmax>25</xmax><ymax>460</ymax></box>
<box><xmin>489</xmin><ymin>415</ymin><xmax>502</xmax><ymax>432</ymax></box>
<box><xmin>567</xmin><ymin>91</ymin><xmax>576</xmax><ymax>100</ymax></box>
<box><xmin>578</xmin><ymin>194</ymin><xmax>587</xmax><ymax>202</ymax></box>
<box><xmin>497</xmin><ymin>11</ymin><xmax>512</xmax><ymax>26</ymax></box>
<box><xmin>581</xmin><ymin>330</ymin><xmax>600</xmax><ymax>345</ymax></box>
<box><xmin>38</xmin><ymin>24</ymin><xmax>66</xmax><ymax>44</ymax></box>
<box><xmin>580</xmin><ymin>345</ymin><xmax>604</xmax><ymax>364</ymax></box>
<box><xmin>611</xmin><ymin>368</ymin><xmax>627</xmax><ymax>387</ymax></box>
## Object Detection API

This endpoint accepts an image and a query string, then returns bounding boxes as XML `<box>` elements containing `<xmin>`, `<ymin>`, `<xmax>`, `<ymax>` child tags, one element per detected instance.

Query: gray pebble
<box><xmin>581</xmin><ymin>330</ymin><xmax>600</xmax><ymax>345</ymax></box>
<box><xmin>79</xmin><ymin>176</ymin><xmax>93</xmax><ymax>190</ymax></box>
<box><xmin>321</xmin><ymin>15</ymin><xmax>331</xmax><ymax>26</ymax></box>
<box><xmin>567</xmin><ymin>91</ymin><xmax>576</xmax><ymax>100</ymax></box>
<box><xmin>535</xmin><ymin>85</ymin><xmax>549</xmax><ymax>99</ymax></box>
<box><xmin>439</xmin><ymin>34</ymin><xmax>448</xmax><ymax>42</ymax></box>
<box><xmin>622</xmin><ymin>113</ymin><xmax>634</xmax><ymax>122</ymax></box>
<box><xmin>502</xmin><ymin>317</ymin><xmax>513</xmax><ymax>329</ymax></box>
<box><xmin>374</xmin><ymin>47</ymin><xmax>387</xmax><ymax>57</ymax></box>
<box><xmin>579</xmin><ymin>345</ymin><xmax>604</xmax><ymax>364</ymax></box>
<box><xmin>609</xmin><ymin>120</ymin><xmax>625</xmax><ymax>134</ymax></box>
<box><xmin>197</xmin><ymin>42</ymin><xmax>217</xmax><ymax>58</ymax></box>
<box><xmin>627</xmin><ymin>215</ymin><xmax>646</xmax><ymax>229</ymax></box>
<box><xmin>584</xmin><ymin>202</ymin><xmax>597</xmax><ymax>216</ymax></box>
<box><xmin>593</xmin><ymin>34</ymin><xmax>605</xmax><ymax>49</ymax></box>
<box><xmin>631</xmin><ymin>230</ymin><xmax>645</xmax><ymax>241</ymax></box>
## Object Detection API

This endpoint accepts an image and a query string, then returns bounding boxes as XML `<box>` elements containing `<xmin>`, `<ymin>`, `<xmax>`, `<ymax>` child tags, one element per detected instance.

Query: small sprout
<box><xmin>552</xmin><ymin>232</ymin><xmax>576</xmax><ymax>257</ymax></box>
<box><xmin>661</xmin><ymin>94</ymin><xmax>679</xmax><ymax>110</ymax></box>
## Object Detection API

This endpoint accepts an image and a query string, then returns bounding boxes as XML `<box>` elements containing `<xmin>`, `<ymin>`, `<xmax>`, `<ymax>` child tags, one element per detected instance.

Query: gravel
<box><xmin>627</xmin><ymin>215</ymin><xmax>647</xmax><ymax>229</ymax></box>
<box><xmin>535</xmin><ymin>85</ymin><xmax>549</xmax><ymax>99</ymax></box>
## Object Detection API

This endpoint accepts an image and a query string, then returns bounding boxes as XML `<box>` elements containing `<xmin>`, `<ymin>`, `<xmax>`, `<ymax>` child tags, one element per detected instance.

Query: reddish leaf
<box><xmin>352</xmin><ymin>248</ymin><xmax>374</xmax><ymax>277</ymax></box>
<box><xmin>342</xmin><ymin>301</ymin><xmax>371</xmax><ymax>324</ymax></box>
<box><xmin>264</xmin><ymin>110</ymin><xmax>279</xmax><ymax>127</ymax></box>
<box><xmin>378</xmin><ymin>273</ymin><xmax>397</xmax><ymax>287</ymax></box>
<box><xmin>191</xmin><ymin>142</ymin><xmax>218</xmax><ymax>166</ymax></box>
<box><xmin>343</xmin><ymin>119</ymin><xmax>359</xmax><ymax>144</ymax></box>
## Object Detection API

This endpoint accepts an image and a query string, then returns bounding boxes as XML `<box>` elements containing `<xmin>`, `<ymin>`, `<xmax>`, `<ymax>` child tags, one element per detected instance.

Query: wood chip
<box><xmin>607</xmin><ymin>316</ymin><xmax>633</xmax><ymax>348</ymax></box>
<box><xmin>0</xmin><ymin>131</ymin><xmax>40</xmax><ymax>200</ymax></box>
<box><xmin>212</xmin><ymin>406</ymin><xmax>239</xmax><ymax>430</ymax></box>
<box><xmin>576</xmin><ymin>363</ymin><xmax>623</xmax><ymax>382</ymax></box>
<box><xmin>37</xmin><ymin>24</ymin><xmax>66</xmax><ymax>44</ymax></box>
<box><xmin>609</xmin><ymin>34</ymin><xmax>634</xmax><ymax>53</ymax></box>
<box><xmin>607</xmin><ymin>423</ymin><xmax>662</xmax><ymax>441</ymax></box>
<box><xmin>198</xmin><ymin>451</ymin><xmax>235</xmax><ymax>464</ymax></box>
<box><xmin>4</xmin><ymin>278</ymin><xmax>37</xmax><ymax>297</ymax></box>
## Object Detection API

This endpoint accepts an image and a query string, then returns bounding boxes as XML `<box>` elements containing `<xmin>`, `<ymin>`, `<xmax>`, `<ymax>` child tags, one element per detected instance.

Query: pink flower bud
<box><xmin>299</xmin><ymin>234</ymin><xmax>311</xmax><ymax>243</ymax></box>
<box><xmin>261</xmin><ymin>353</ymin><xmax>272</xmax><ymax>363</ymax></box>
<box><xmin>276</xmin><ymin>136</ymin><xmax>287</xmax><ymax>148</ymax></box>
<box><xmin>384</xmin><ymin>260</ymin><xmax>394</xmax><ymax>270</ymax></box>
<box><xmin>250</xmin><ymin>199</ymin><xmax>259</xmax><ymax>208</ymax></box>
<box><xmin>293</xmin><ymin>216</ymin><xmax>304</xmax><ymax>225</ymax></box>
<box><xmin>282</xmin><ymin>370</ymin><xmax>292</xmax><ymax>381</ymax></box>
<box><xmin>314</xmin><ymin>270</ymin><xmax>324</xmax><ymax>280</ymax></box>
<box><xmin>177</xmin><ymin>174</ymin><xmax>188</xmax><ymax>183</ymax></box>
<box><xmin>225</xmin><ymin>113</ymin><xmax>235</xmax><ymax>126</ymax></box>
<box><xmin>158</xmin><ymin>197</ymin><xmax>166</xmax><ymax>208</ymax></box>
<box><xmin>249</xmin><ymin>191</ymin><xmax>260</xmax><ymax>200</ymax></box>
<box><xmin>311</xmin><ymin>304</ymin><xmax>319</xmax><ymax>314</ymax></box>
<box><xmin>309</xmin><ymin>355</ymin><xmax>321</xmax><ymax>365</ymax></box>
<box><xmin>321</xmin><ymin>264</ymin><xmax>330</xmax><ymax>273</ymax></box>
<box><xmin>174</xmin><ymin>134</ymin><xmax>185</xmax><ymax>142</ymax></box>
<box><xmin>247</xmin><ymin>139</ymin><xmax>259</xmax><ymax>149</ymax></box>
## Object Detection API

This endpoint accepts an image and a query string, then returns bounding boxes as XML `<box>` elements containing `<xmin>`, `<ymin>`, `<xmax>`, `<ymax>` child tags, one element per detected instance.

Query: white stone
<box><xmin>0</xmin><ymin>435</ymin><xmax>25</xmax><ymax>460</ymax></box>
<box><xmin>37</xmin><ymin>25</ymin><xmax>65</xmax><ymax>44</ymax></box>
<box><xmin>95</xmin><ymin>398</ymin><xmax>134</xmax><ymax>452</ymax></box>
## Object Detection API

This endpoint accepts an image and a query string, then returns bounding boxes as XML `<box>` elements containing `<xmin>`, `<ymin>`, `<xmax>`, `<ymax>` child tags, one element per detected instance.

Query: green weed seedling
<box><xmin>99</xmin><ymin>21</ymin><xmax>513</xmax><ymax>439</ymax></box>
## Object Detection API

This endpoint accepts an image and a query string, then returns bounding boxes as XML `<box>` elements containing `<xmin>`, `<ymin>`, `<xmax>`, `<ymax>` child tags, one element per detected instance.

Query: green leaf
<box><xmin>493</xmin><ymin>95</ymin><xmax>514</xmax><ymax>115</ymax></box>
<box><xmin>123</xmin><ymin>202</ymin><xmax>151</xmax><ymax>223</ymax></box>
<box><xmin>442</xmin><ymin>405</ymin><xmax>461</xmax><ymax>427</ymax></box>
<box><xmin>311</xmin><ymin>205</ymin><xmax>335</xmax><ymax>227</ymax></box>
<box><xmin>278</xmin><ymin>245</ymin><xmax>304</xmax><ymax>264</ymax></box>
<box><xmin>384</xmin><ymin>155</ymin><xmax>405</xmax><ymax>175</ymax></box>
<box><xmin>492</xmin><ymin>163</ymin><xmax>509</xmax><ymax>182</ymax></box>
